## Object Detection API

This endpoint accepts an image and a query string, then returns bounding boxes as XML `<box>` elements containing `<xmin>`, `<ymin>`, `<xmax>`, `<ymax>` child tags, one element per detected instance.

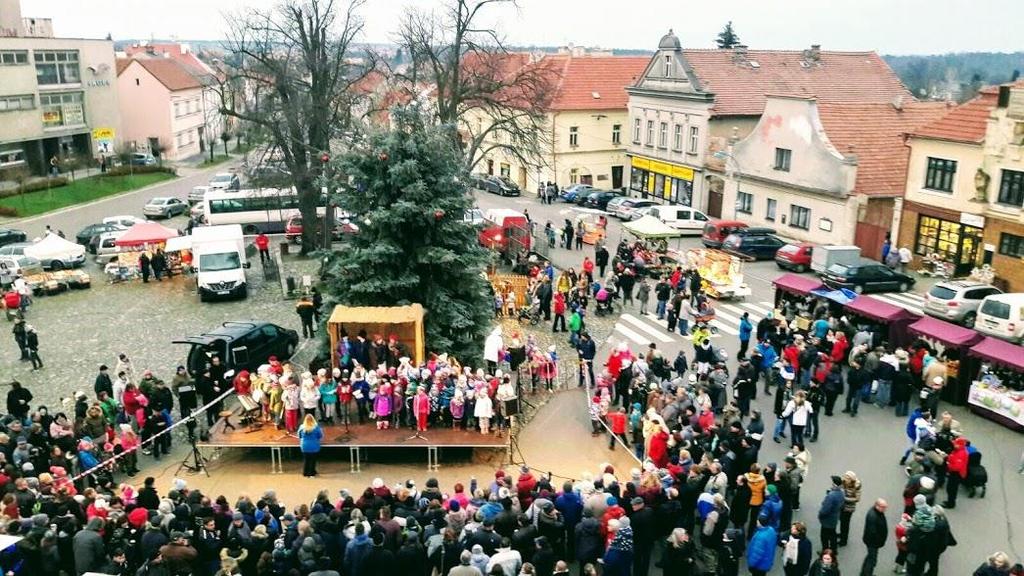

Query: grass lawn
<box><xmin>201</xmin><ymin>154</ymin><xmax>232</xmax><ymax>167</ymax></box>
<box><xmin>0</xmin><ymin>172</ymin><xmax>176</xmax><ymax>217</ymax></box>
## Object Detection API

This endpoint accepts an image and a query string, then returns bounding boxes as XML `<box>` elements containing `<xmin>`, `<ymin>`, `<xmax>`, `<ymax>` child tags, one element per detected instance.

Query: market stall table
<box><xmin>906</xmin><ymin>315</ymin><xmax>984</xmax><ymax>405</ymax></box>
<box><xmin>843</xmin><ymin>294</ymin><xmax>920</xmax><ymax>349</ymax></box>
<box><xmin>967</xmin><ymin>336</ymin><xmax>1024</xmax><ymax>431</ymax></box>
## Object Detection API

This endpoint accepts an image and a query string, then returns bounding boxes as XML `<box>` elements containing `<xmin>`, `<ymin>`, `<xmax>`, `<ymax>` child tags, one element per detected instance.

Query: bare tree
<box><xmin>396</xmin><ymin>0</ymin><xmax>558</xmax><ymax>173</ymax></box>
<box><xmin>217</xmin><ymin>0</ymin><xmax>373</xmax><ymax>251</ymax></box>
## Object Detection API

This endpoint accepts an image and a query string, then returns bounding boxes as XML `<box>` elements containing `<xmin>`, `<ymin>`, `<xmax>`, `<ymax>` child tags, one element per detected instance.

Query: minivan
<box><xmin>648</xmin><ymin>206</ymin><xmax>709</xmax><ymax>235</ymax></box>
<box><xmin>702</xmin><ymin>220</ymin><xmax>749</xmax><ymax>248</ymax></box>
<box><xmin>975</xmin><ymin>293</ymin><xmax>1024</xmax><ymax>343</ymax></box>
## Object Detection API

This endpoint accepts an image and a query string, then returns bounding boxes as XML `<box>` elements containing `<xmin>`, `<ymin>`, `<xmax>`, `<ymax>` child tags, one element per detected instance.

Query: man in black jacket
<box><xmin>536</xmin><ymin>277</ymin><xmax>553</xmax><ymax>321</ymax></box>
<box><xmin>595</xmin><ymin>244</ymin><xmax>609</xmax><ymax>278</ymax></box>
<box><xmin>94</xmin><ymin>365</ymin><xmax>113</xmax><ymax>399</ymax></box>
<box><xmin>5</xmin><ymin>380</ymin><xmax>32</xmax><ymax>419</ymax></box>
<box><xmin>576</xmin><ymin>332</ymin><xmax>596</xmax><ymax>388</ymax></box>
<box><xmin>630</xmin><ymin>497</ymin><xmax>657</xmax><ymax>576</ymax></box>
<box><xmin>860</xmin><ymin>498</ymin><xmax>888</xmax><ymax>576</ymax></box>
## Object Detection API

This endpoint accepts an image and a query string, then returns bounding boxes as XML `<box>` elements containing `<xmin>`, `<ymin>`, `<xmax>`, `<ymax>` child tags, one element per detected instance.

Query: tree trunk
<box><xmin>296</xmin><ymin>177</ymin><xmax>321</xmax><ymax>255</ymax></box>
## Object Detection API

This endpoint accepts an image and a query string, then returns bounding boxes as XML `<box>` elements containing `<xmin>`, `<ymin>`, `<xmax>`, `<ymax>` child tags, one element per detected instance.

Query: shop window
<box><xmin>914</xmin><ymin>215</ymin><xmax>962</xmax><ymax>261</ymax></box>
<box><xmin>34</xmin><ymin>50</ymin><xmax>80</xmax><ymax>85</ymax></box>
<box><xmin>997</xmin><ymin>169</ymin><xmax>1024</xmax><ymax>207</ymax></box>
<box><xmin>998</xmin><ymin>232</ymin><xmax>1024</xmax><ymax>258</ymax></box>
<box><xmin>568</xmin><ymin>126</ymin><xmax>578</xmax><ymax>147</ymax></box>
<box><xmin>789</xmin><ymin>204</ymin><xmax>810</xmax><ymax>230</ymax></box>
<box><xmin>765</xmin><ymin>198</ymin><xmax>777</xmax><ymax>221</ymax></box>
<box><xmin>774</xmin><ymin>148</ymin><xmax>792</xmax><ymax>172</ymax></box>
<box><xmin>39</xmin><ymin>91</ymin><xmax>84</xmax><ymax>129</ymax></box>
<box><xmin>0</xmin><ymin>149</ymin><xmax>26</xmax><ymax>168</ymax></box>
<box><xmin>924</xmin><ymin>157</ymin><xmax>957</xmax><ymax>192</ymax></box>
<box><xmin>632</xmin><ymin>118</ymin><xmax>641</xmax><ymax>143</ymax></box>
<box><xmin>736</xmin><ymin>191</ymin><xmax>753</xmax><ymax>214</ymax></box>
<box><xmin>612</xmin><ymin>124</ymin><xmax>621</xmax><ymax>145</ymax></box>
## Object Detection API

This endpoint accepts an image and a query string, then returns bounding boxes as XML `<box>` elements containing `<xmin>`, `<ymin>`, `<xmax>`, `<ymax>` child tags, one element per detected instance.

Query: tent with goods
<box><xmin>622</xmin><ymin>215</ymin><xmax>682</xmax><ymax>239</ymax></box>
<box><xmin>114</xmin><ymin>222</ymin><xmax>179</xmax><ymax>247</ymax></box>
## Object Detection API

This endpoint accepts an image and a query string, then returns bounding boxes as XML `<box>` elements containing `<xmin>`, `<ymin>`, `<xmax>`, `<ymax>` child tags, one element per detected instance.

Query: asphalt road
<box><xmin>473</xmin><ymin>188</ymin><xmax>1024</xmax><ymax>574</ymax></box>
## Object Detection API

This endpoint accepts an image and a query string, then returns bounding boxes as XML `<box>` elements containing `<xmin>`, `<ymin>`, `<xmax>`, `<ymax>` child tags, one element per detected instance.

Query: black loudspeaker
<box><xmin>504</xmin><ymin>398</ymin><xmax>521</xmax><ymax>416</ymax></box>
<box><xmin>508</xmin><ymin>346</ymin><xmax>526</xmax><ymax>370</ymax></box>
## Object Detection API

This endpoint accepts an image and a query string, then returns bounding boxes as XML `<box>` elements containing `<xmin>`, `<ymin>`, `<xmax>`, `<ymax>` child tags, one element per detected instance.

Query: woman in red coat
<box><xmin>233</xmin><ymin>370</ymin><xmax>252</xmax><ymax>396</ymax></box>
<box><xmin>943</xmin><ymin>437</ymin><xmax>969</xmax><ymax>508</ymax></box>
<box><xmin>648</xmin><ymin>426</ymin><xmax>670</xmax><ymax>469</ymax></box>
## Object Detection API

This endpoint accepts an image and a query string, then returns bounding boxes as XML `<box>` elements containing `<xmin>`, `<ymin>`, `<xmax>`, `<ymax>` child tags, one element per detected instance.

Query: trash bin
<box><xmin>280</xmin><ymin>242</ymin><xmax>290</xmax><ymax>256</ymax></box>
<box><xmin>286</xmin><ymin>276</ymin><xmax>296</xmax><ymax>294</ymax></box>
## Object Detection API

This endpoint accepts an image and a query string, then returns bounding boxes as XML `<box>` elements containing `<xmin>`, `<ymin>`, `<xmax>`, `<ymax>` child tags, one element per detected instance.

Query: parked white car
<box><xmin>208</xmin><ymin>172</ymin><xmax>240</xmax><ymax>191</ymax></box>
<box><xmin>975</xmin><ymin>293</ymin><xmax>1024</xmax><ymax>343</ymax></box>
<box><xmin>0</xmin><ymin>233</ymin><xmax>86</xmax><ymax>270</ymax></box>
<box><xmin>103</xmin><ymin>215</ymin><xmax>145</xmax><ymax>228</ymax></box>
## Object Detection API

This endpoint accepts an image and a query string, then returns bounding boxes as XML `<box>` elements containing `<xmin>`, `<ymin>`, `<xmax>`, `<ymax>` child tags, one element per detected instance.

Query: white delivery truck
<box><xmin>810</xmin><ymin>245</ymin><xmax>861</xmax><ymax>274</ymax></box>
<box><xmin>190</xmin><ymin>224</ymin><xmax>250</xmax><ymax>301</ymax></box>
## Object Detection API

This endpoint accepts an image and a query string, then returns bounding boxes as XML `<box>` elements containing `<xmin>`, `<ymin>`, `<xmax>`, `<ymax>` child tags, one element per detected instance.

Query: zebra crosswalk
<box><xmin>612</xmin><ymin>300</ymin><xmax>776</xmax><ymax>346</ymax></box>
<box><xmin>869</xmin><ymin>291</ymin><xmax>926</xmax><ymax>316</ymax></box>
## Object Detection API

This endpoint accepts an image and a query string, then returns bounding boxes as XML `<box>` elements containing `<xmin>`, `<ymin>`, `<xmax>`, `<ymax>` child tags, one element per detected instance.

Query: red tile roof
<box><xmin>118</xmin><ymin>58</ymin><xmax>203</xmax><ymax>91</ymax></box>
<box><xmin>680</xmin><ymin>49</ymin><xmax>913</xmax><ymax>117</ymax></box>
<box><xmin>124</xmin><ymin>43</ymin><xmax>213</xmax><ymax>75</ymax></box>
<box><xmin>817</xmin><ymin>101</ymin><xmax>951</xmax><ymax>197</ymax></box>
<box><xmin>115</xmin><ymin>58</ymin><xmax>131</xmax><ymax>76</ymax></box>
<box><xmin>547</xmin><ymin>55</ymin><xmax>649</xmax><ymax>111</ymax></box>
<box><xmin>910</xmin><ymin>89</ymin><xmax>999</xmax><ymax>144</ymax></box>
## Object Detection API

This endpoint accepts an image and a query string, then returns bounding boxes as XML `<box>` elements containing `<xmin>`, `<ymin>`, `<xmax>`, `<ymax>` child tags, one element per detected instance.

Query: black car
<box><xmin>721</xmin><ymin>228</ymin><xmax>785</xmax><ymax>260</ymax></box>
<box><xmin>584</xmin><ymin>191</ymin><xmax>620</xmax><ymax>210</ymax></box>
<box><xmin>76</xmin><ymin>222</ymin><xmax>126</xmax><ymax>251</ymax></box>
<box><xmin>0</xmin><ymin>228</ymin><xmax>26</xmax><ymax>248</ymax></box>
<box><xmin>822</xmin><ymin>260</ymin><xmax>916</xmax><ymax>294</ymax></box>
<box><xmin>174</xmin><ymin>321</ymin><xmax>300</xmax><ymax>376</ymax></box>
<box><xmin>484</xmin><ymin>176</ymin><xmax>521</xmax><ymax>196</ymax></box>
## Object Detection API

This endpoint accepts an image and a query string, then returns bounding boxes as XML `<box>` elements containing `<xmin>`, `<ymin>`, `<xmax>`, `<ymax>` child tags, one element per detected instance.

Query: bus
<box><xmin>202</xmin><ymin>188</ymin><xmax>329</xmax><ymax>234</ymax></box>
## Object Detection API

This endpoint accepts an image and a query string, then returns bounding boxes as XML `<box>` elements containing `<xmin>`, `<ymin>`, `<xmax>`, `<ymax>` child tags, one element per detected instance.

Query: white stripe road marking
<box><xmin>870</xmin><ymin>293</ymin><xmax>924</xmax><ymax>315</ymax></box>
<box><xmin>742</xmin><ymin>302</ymin><xmax>774</xmax><ymax>316</ymax></box>
<box><xmin>619</xmin><ymin>313</ymin><xmax>674</xmax><ymax>343</ymax></box>
<box><xmin>715</xmin><ymin>309</ymin><xmax>743</xmax><ymax>326</ymax></box>
<box><xmin>883</xmin><ymin>292</ymin><xmax>927</xmax><ymax>306</ymax></box>
<box><xmin>712</xmin><ymin>320</ymin><xmax>740</xmax><ymax>336</ymax></box>
<box><xmin>721</xmin><ymin>303</ymin><xmax>759</xmax><ymax>321</ymax></box>
<box><xmin>614</xmin><ymin>323</ymin><xmax>652</xmax><ymax>346</ymax></box>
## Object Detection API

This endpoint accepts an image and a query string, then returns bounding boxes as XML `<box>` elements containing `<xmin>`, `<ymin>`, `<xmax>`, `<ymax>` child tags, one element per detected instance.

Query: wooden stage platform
<box><xmin>199</xmin><ymin>421</ymin><xmax>510</xmax><ymax>473</ymax></box>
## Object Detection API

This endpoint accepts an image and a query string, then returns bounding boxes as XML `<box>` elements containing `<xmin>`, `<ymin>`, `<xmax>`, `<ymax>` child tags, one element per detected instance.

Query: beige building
<box><xmin>721</xmin><ymin>95</ymin><xmax>946</xmax><ymax>255</ymax></box>
<box><xmin>899</xmin><ymin>82</ymin><xmax>1024</xmax><ymax>289</ymax></box>
<box><xmin>116</xmin><ymin>56</ymin><xmax>223</xmax><ymax>161</ymax></box>
<box><xmin>626</xmin><ymin>30</ymin><xmax>916</xmax><ymax>219</ymax></box>
<box><xmin>0</xmin><ymin>0</ymin><xmax>121</xmax><ymax>175</ymax></box>
<box><xmin>470</xmin><ymin>49</ymin><xmax>648</xmax><ymax>193</ymax></box>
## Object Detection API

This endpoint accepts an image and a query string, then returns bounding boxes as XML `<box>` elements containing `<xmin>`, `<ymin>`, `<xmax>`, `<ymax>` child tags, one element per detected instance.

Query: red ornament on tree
<box><xmin>434</xmin><ymin>209</ymin><xmax>445</xmax><ymax>220</ymax></box>
<box><xmin>378</xmin><ymin>152</ymin><xmax>389</xmax><ymax>162</ymax></box>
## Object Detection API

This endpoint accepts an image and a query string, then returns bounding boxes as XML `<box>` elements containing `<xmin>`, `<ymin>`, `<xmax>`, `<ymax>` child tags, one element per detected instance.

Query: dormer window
<box><xmin>663</xmin><ymin>55</ymin><xmax>672</xmax><ymax>77</ymax></box>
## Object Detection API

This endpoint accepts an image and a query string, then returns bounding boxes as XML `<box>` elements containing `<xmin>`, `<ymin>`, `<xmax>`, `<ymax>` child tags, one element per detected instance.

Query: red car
<box><xmin>775</xmin><ymin>242</ymin><xmax>814</xmax><ymax>273</ymax></box>
<box><xmin>285</xmin><ymin>215</ymin><xmax>359</xmax><ymax>243</ymax></box>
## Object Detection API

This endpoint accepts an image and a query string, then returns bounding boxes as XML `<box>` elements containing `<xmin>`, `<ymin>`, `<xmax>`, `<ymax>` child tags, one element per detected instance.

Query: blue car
<box><xmin>722</xmin><ymin>228</ymin><xmax>786</xmax><ymax>260</ymax></box>
<box><xmin>560</xmin><ymin>184</ymin><xmax>593</xmax><ymax>202</ymax></box>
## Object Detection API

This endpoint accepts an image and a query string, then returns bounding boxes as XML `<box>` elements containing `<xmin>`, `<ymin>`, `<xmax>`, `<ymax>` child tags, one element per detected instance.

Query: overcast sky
<box><xmin>21</xmin><ymin>0</ymin><xmax>1022</xmax><ymax>55</ymax></box>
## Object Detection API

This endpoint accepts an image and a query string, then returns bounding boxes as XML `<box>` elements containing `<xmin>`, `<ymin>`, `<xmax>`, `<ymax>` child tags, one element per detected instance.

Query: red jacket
<box><xmin>607</xmin><ymin>411</ymin><xmax>627</xmax><ymax>434</ymax></box>
<box><xmin>517</xmin><ymin>473</ymin><xmax>537</xmax><ymax>506</ymax></box>
<box><xmin>583</xmin><ymin>259</ymin><xmax>594</xmax><ymax>273</ymax></box>
<box><xmin>255</xmin><ymin>234</ymin><xmax>269</xmax><ymax>250</ymax></box>
<box><xmin>783</xmin><ymin>345</ymin><xmax>801</xmax><ymax>372</ymax></box>
<box><xmin>553</xmin><ymin>293</ymin><xmax>566</xmax><ymax>315</ymax></box>
<box><xmin>3</xmin><ymin>291</ymin><xmax>19</xmax><ymax>309</ymax></box>
<box><xmin>946</xmin><ymin>438</ymin><xmax>969</xmax><ymax>479</ymax></box>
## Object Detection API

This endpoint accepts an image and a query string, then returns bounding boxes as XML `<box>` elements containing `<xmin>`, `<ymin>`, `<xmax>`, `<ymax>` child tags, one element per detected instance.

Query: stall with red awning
<box><xmin>907</xmin><ymin>316</ymin><xmax>984</xmax><ymax>349</ymax></box>
<box><xmin>114</xmin><ymin>222</ymin><xmax>179</xmax><ymax>247</ymax></box>
<box><xmin>967</xmin><ymin>337</ymin><xmax>1024</xmax><ymax>431</ymax></box>
<box><xmin>843</xmin><ymin>295</ymin><xmax>920</xmax><ymax>348</ymax></box>
<box><xmin>772</xmin><ymin>273</ymin><xmax>823</xmax><ymax>298</ymax></box>
<box><xmin>907</xmin><ymin>316</ymin><xmax>984</xmax><ymax>405</ymax></box>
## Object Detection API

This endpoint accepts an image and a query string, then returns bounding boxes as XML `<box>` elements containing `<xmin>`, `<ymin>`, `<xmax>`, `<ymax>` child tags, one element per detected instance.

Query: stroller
<box><xmin>964</xmin><ymin>449</ymin><xmax>988</xmax><ymax>498</ymax></box>
<box><xmin>693</xmin><ymin>302</ymin><xmax>719</xmax><ymax>335</ymax></box>
<box><xmin>517</xmin><ymin>300</ymin><xmax>541</xmax><ymax>325</ymax></box>
<box><xmin>594</xmin><ymin>286</ymin><xmax>614</xmax><ymax>317</ymax></box>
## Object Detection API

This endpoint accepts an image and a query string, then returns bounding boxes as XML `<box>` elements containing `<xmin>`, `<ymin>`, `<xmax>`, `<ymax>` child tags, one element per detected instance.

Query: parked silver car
<box><xmin>922</xmin><ymin>280</ymin><xmax>1002</xmax><ymax>327</ymax></box>
<box><xmin>143</xmin><ymin>197</ymin><xmax>188</xmax><ymax>219</ymax></box>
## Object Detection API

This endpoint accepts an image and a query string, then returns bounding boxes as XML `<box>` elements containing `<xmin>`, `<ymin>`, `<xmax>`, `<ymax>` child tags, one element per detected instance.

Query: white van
<box><xmin>647</xmin><ymin>205</ymin><xmax>709</xmax><ymax>235</ymax></box>
<box><xmin>975</xmin><ymin>293</ymin><xmax>1024</xmax><ymax>343</ymax></box>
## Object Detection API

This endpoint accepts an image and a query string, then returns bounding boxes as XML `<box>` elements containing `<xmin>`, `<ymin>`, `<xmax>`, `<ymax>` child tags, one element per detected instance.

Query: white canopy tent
<box><xmin>622</xmin><ymin>215</ymin><xmax>683</xmax><ymax>239</ymax></box>
<box><xmin>25</xmin><ymin>232</ymin><xmax>85</xmax><ymax>260</ymax></box>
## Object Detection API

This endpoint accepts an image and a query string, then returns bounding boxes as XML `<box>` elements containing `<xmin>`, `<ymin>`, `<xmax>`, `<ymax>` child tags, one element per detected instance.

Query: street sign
<box><xmin>92</xmin><ymin>127</ymin><xmax>115</xmax><ymax>155</ymax></box>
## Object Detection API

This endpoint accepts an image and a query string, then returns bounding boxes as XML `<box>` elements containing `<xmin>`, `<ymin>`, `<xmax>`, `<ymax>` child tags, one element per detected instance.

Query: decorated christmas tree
<box><xmin>323</xmin><ymin>106</ymin><xmax>493</xmax><ymax>363</ymax></box>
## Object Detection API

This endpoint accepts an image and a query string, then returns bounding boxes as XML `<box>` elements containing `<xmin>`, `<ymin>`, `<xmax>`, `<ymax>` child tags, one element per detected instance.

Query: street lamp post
<box><xmin>713</xmin><ymin>150</ymin><xmax>742</xmax><ymax>220</ymax></box>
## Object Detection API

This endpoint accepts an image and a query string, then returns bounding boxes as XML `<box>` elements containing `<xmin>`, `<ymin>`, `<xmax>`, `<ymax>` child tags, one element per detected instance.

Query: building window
<box><xmin>174</xmin><ymin>102</ymin><xmax>181</xmax><ymax>117</ymax></box>
<box><xmin>673</xmin><ymin>124</ymin><xmax>682</xmax><ymax>151</ymax></box>
<box><xmin>0</xmin><ymin>149</ymin><xmax>27</xmax><ymax>168</ymax></box>
<box><xmin>612</xmin><ymin>124</ymin><xmax>621</xmax><ymax>145</ymax></box>
<box><xmin>687</xmin><ymin>126</ymin><xmax>699</xmax><ymax>154</ymax></box>
<box><xmin>34</xmin><ymin>50</ymin><xmax>80</xmax><ymax>85</ymax></box>
<box><xmin>0</xmin><ymin>50</ymin><xmax>29</xmax><ymax>65</ymax></box>
<box><xmin>790</xmin><ymin>205</ymin><xmax>810</xmax><ymax>230</ymax></box>
<box><xmin>736</xmin><ymin>191</ymin><xmax>753</xmax><ymax>214</ymax></box>
<box><xmin>765</xmin><ymin>198</ymin><xmax>777</xmax><ymax>221</ymax></box>
<box><xmin>924</xmin><ymin>157</ymin><xmax>957</xmax><ymax>192</ymax></box>
<box><xmin>914</xmin><ymin>215</ymin><xmax>962</xmax><ymax>260</ymax></box>
<box><xmin>998</xmin><ymin>232</ymin><xmax>1024</xmax><ymax>258</ymax></box>
<box><xmin>662</xmin><ymin>54</ymin><xmax>672</xmax><ymax>77</ymax></box>
<box><xmin>997</xmin><ymin>169</ymin><xmax>1024</xmax><ymax>207</ymax></box>
<box><xmin>646</xmin><ymin>120</ymin><xmax>654</xmax><ymax>146</ymax></box>
<box><xmin>500</xmin><ymin>163</ymin><xmax>510</xmax><ymax>177</ymax></box>
<box><xmin>569</xmin><ymin>126</ymin><xmax>579</xmax><ymax>147</ymax></box>
<box><xmin>632</xmin><ymin>118</ymin><xmax>641</xmax><ymax>143</ymax></box>
<box><xmin>658</xmin><ymin>122</ymin><xmax>668</xmax><ymax>148</ymax></box>
<box><xmin>39</xmin><ymin>92</ymin><xmax>84</xmax><ymax>128</ymax></box>
<box><xmin>774</xmin><ymin>147</ymin><xmax>792</xmax><ymax>172</ymax></box>
<box><xmin>0</xmin><ymin>94</ymin><xmax>35</xmax><ymax>112</ymax></box>
<box><xmin>570</xmin><ymin>168</ymin><xmax>579</xmax><ymax>184</ymax></box>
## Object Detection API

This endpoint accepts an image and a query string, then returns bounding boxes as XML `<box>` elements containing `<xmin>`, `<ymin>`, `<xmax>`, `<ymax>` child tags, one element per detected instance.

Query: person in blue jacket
<box><xmin>817</xmin><ymin>475</ymin><xmax>845</xmax><ymax>552</ymax></box>
<box><xmin>758</xmin><ymin>484</ymin><xmax>783</xmax><ymax>531</ymax></box>
<box><xmin>746</xmin><ymin>515</ymin><xmax>778</xmax><ymax>576</ymax></box>
<box><xmin>298</xmin><ymin>413</ymin><xmax>323</xmax><ymax>477</ymax></box>
<box><xmin>738</xmin><ymin>312</ymin><xmax>753</xmax><ymax>359</ymax></box>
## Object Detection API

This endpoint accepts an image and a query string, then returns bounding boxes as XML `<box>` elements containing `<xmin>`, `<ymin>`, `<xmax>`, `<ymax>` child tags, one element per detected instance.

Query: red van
<box><xmin>478</xmin><ymin>208</ymin><xmax>532</xmax><ymax>257</ymax></box>
<box><xmin>701</xmin><ymin>220</ymin><xmax>748</xmax><ymax>248</ymax></box>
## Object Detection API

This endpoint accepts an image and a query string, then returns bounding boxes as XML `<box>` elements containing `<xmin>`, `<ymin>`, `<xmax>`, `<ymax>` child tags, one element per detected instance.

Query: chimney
<box><xmin>891</xmin><ymin>94</ymin><xmax>904</xmax><ymax>111</ymax></box>
<box><xmin>0</xmin><ymin>0</ymin><xmax>24</xmax><ymax>36</ymax></box>
<box><xmin>731</xmin><ymin>44</ymin><xmax>748</xmax><ymax>64</ymax></box>
<box><xmin>804</xmin><ymin>44</ymin><xmax>821</xmax><ymax>63</ymax></box>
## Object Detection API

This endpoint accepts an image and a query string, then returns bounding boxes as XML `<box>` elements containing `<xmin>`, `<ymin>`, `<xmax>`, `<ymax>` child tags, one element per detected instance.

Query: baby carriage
<box><xmin>693</xmin><ymin>302</ymin><xmax>719</xmax><ymax>335</ymax></box>
<box><xmin>964</xmin><ymin>450</ymin><xmax>988</xmax><ymax>498</ymax></box>
<box><xmin>594</xmin><ymin>286</ymin><xmax>614</xmax><ymax>317</ymax></box>
<box><xmin>517</xmin><ymin>300</ymin><xmax>541</xmax><ymax>325</ymax></box>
